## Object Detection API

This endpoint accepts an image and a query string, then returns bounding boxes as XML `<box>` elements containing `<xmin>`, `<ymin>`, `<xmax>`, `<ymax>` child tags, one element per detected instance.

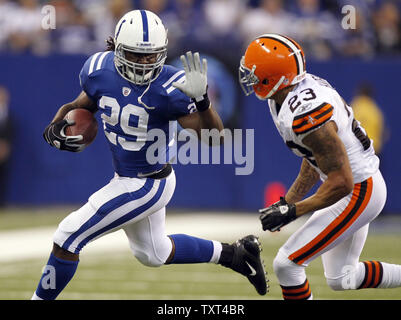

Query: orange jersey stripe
<box><xmin>293</xmin><ymin>110</ymin><xmax>333</xmax><ymax>134</ymax></box>
<box><xmin>292</xmin><ymin>103</ymin><xmax>332</xmax><ymax>126</ymax></box>
<box><xmin>289</xmin><ymin>177</ymin><xmax>373</xmax><ymax>265</ymax></box>
<box><xmin>292</xmin><ymin>105</ymin><xmax>334</xmax><ymax>134</ymax></box>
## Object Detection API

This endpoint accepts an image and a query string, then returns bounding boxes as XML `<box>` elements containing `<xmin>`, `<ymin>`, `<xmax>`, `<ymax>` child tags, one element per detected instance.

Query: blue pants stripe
<box><xmin>74</xmin><ymin>178</ymin><xmax>167</xmax><ymax>253</ymax></box>
<box><xmin>61</xmin><ymin>179</ymin><xmax>155</xmax><ymax>251</ymax></box>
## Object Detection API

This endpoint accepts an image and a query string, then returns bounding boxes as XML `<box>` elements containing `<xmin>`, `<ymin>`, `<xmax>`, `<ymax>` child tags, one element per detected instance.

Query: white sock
<box><xmin>209</xmin><ymin>241</ymin><xmax>222</xmax><ymax>264</ymax></box>
<box><xmin>378</xmin><ymin>262</ymin><xmax>401</xmax><ymax>288</ymax></box>
<box><xmin>31</xmin><ymin>292</ymin><xmax>43</xmax><ymax>300</ymax></box>
<box><xmin>357</xmin><ymin>261</ymin><xmax>401</xmax><ymax>289</ymax></box>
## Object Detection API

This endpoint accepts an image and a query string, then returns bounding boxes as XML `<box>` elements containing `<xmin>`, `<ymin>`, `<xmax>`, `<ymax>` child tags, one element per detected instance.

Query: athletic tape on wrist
<box><xmin>193</xmin><ymin>93</ymin><xmax>210</xmax><ymax>112</ymax></box>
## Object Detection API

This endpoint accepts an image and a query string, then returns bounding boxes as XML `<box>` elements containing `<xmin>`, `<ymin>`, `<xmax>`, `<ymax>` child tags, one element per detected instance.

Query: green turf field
<box><xmin>1</xmin><ymin>209</ymin><xmax>401</xmax><ymax>300</ymax></box>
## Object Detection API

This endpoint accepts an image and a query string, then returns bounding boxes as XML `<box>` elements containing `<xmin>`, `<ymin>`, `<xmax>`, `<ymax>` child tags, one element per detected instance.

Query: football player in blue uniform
<box><xmin>32</xmin><ymin>10</ymin><xmax>267</xmax><ymax>300</ymax></box>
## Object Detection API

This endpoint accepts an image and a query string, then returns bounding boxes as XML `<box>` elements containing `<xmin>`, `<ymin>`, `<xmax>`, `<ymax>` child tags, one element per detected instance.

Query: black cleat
<box><xmin>219</xmin><ymin>235</ymin><xmax>268</xmax><ymax>295</ymax></box>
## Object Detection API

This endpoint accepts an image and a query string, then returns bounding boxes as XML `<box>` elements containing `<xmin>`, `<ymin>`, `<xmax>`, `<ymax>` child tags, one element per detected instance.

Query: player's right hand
<box><xmin>173</xmin><ymin>51</ymin><xmax>208</xmax><ymax>99</ymax></box>
<box><xmin>43</xmin><ymin>119</ymin><xmax>84</xmax><ymax>152</ymax></box>
<box><xmin>259</xmin><ymin>197</ymin><xmax>297</xmax><ymax>232</ymax></box>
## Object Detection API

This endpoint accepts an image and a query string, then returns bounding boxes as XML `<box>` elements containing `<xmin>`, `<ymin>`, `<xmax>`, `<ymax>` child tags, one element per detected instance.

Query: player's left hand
<box><xmin>173</xmin><ymin>51</ymin><xmax>208</xmax><ymax>102</ymax></box>
<box><xmin>259</xmin><ymin>197</ymin><xmax>297</xmax><ymax>232</ymax></box>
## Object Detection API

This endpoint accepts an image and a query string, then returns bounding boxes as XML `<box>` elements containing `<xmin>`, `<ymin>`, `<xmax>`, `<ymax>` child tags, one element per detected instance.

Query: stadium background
<box><xmin>0</xmin><ymin>0</ymin><xmax>400</xmax><ymax>300</ymax></box>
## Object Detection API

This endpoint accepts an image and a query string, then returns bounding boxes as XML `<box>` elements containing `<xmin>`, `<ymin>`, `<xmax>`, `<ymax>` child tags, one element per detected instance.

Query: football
<box><xmin>64</xmin><ymin>108</ymin><xmax>98</xmax><ymax>146</ymax></box>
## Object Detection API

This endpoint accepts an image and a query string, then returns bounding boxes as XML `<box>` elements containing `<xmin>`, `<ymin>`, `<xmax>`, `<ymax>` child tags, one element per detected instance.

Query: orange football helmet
<box><xmin>239</xmin><ymin>34</ymin><xmax>306</xmax><ymax>100</ymax></box>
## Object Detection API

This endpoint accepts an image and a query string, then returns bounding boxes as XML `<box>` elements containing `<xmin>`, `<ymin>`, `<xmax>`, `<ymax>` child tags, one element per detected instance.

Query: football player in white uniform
<box><xmin>239</xmin><ymin>34</ymin><xmax>401</xmax><ymax>299</ymax></box>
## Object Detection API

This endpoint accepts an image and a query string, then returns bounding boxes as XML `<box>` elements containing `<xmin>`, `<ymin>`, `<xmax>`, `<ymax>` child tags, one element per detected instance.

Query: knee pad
<box><xmin>273</xmin><ymin>250</ymin><xmax>306</xmax><ymax>286</ymax></box>
<box><xmin>130</xmin><ymin>236</ymin><xmax>172</xmax><ymax>268</ymax></box>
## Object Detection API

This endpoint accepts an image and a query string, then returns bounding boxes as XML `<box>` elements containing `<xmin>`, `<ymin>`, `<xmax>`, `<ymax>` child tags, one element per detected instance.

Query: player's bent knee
<box><xmin>52</xmin><ymin>243</ymin><xmax>79</xmax><ymax>261</ymax></box>
<box><xmin>52</xmin><ymin>204</ymin><xmax>94</xmax><ymax>254</ymax></box>
<box><xmin>53</xmin><ymin>230</ymin><xmax>81</xmax><ymax>255</ymax></box>
<box><xmin>325</xmin><ymin>263</ymin><xmax>362</xmax><ymax>291</ymax></box>
<box><xmin>326</xmin><ymin>274</ymin><xmax>359</xmax><ymax>291</ymax></box>
<box><xmin>131</xmin><ymin>248</ymin><xmax>165</xmax><ymax>267</ymax></box>
<box><xmin>129</xmin><ymin>236</ymin><xmax>172</xmax><ymax>268</ymax></box>
<box><xmin>326</xmin><ymin>272</ymin><xmax>359</xmax><ymax>291</ymax></box>
<box><xmin>273</xmin><ymin>250</ymin><xmax>296</xmax><ymax>275</ymax></box>
<box><xmin>273</xmin><ymin>250</ymin><xmax>306</xmax><ymax>284</ymax></box>
<box><xmin>326</xmin><ymin>277</ymin><xmax>347</xmax><ymax>291</ymax></box>
<box><xmin>273</xmin><ymin>253</ymin><xmax>286</xmax><ymax>276</ymax></box>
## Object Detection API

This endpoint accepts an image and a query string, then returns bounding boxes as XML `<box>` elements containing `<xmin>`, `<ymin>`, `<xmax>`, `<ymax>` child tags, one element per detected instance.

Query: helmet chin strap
<box><xmin>265</xmin><ymin>76</ymin><xmax>286</xmax><ymax>99</ymax></box>
<box><xmin>125</xmin><ymin>69</ymin><xmax>155</xmax><ymax>110</ymax></box>
<box><xmin>255</xmin><ymin>76</ymin><xmax>286</xmax><ymax>100</ymax></box>
<box><xmin>137</xmin><ymin>82</ymin><xmax>155</xmax><ymax>110</ymax></box>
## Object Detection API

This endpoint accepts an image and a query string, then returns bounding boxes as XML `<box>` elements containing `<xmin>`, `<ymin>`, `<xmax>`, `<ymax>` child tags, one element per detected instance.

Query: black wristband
<box><xmin>288</xmin><ymin>203</ymin><xmax>297</xmax><ymax>221</ymax></box>
<box><xmin>192</xmin><ymin>92</ymin><xmax>210</xmax><ymax>112</ymax></box>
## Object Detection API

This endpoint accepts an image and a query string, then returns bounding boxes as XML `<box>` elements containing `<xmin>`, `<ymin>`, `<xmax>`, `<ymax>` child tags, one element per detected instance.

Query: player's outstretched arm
<box><xmin>43</xmin><ymin>91</ymin><xmax>96</xmax><ymax>152</ymax></box>
<box><xmin>260</xmin><ymin>159</ymin><xmax>320</xmax><ymax>231</ymax></box>
<box><xmin>285</xmin><ymin>158</ymin><xmax>320</xmax><ymax>204</ymax></box>
<box><xmin>174</xmin><ymin>51</ymin><xmax>224</xmax><ymax>144</ymax></box>
<box><xmin>177</xmin><ymin>107</ymin><xmax>224</xmax><ymax>145</ymax></box>
<box><xmin>294</xmin><ymin>121</ymin><xmax>354</xmax><ymax>216</ymax></box>
<box><xmin>259</xmin><ymin>121</ymin><xmax>353</xmax><ymax>232</ymax></box>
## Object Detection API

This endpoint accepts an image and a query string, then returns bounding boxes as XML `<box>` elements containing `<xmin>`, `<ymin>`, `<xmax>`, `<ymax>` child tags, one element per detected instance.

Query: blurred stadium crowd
<box><xmin>0</xmin><ymin>0</ymin><xmax>400</xmax><ymax>60</ymax></box>
<box><xmin>0</xmin><ymin>0</ymin><xmax>399</xmax><ymax>211</ymax></box>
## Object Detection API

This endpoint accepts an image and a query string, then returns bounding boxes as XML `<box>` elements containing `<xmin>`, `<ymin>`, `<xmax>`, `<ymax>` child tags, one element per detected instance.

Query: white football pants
<box><xmin>53</xmin><ymin>169</ymin><xmax>177</xmax><ymax>266</ymax></box>
<box><xmin>274</xmin><ymin>170</ymin><xmax>387</xmax><ymax>297</ymax></box>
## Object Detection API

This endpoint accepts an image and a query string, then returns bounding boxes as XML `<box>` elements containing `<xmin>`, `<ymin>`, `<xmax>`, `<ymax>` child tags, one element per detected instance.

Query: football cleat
<box><xmin>219</xmin><ymin>235</ymin><xmax>268</xmax><ymax>295</ymax></box>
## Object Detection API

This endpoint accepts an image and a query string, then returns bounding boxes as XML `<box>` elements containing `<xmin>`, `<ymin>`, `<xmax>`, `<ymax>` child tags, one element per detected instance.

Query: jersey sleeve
<box><xmin>291</xmin><ymin>101</ymin><xmax>334</xmax><ymax>139</ymax></box>
<box><xmin>79</xmin><ymin>52</ymin><xmax>103</xmax><ymax>101</ymax></box>
<box><xmin>165</xmin><ymin>72</ymin><xmax>197</xmax><ymax>120</ymax></box>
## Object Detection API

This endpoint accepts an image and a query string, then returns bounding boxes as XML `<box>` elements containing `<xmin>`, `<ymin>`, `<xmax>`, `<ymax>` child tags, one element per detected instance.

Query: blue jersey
<box><xmin>79</xmin><ymin>51</ymin><xmax>195</xmax><ymax>177</ymax></box>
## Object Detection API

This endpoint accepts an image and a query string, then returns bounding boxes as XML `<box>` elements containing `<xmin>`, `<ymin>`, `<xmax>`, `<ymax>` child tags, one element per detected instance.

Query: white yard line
<box><xmin>0</xmin><ymin>213</ymin><xmax>305</xmax><ymax>263</ymax></box>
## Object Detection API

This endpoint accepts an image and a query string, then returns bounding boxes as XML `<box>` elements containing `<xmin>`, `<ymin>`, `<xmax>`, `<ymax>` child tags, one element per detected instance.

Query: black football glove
<box><xmin>259</xmin><ymin>197</ymin><xmax>297</xmax><ymax>232</ymax></box>
<box><xmin>43</xmin><ymin>119</ymin><xmax>84</xmax><ymax>152</ymax></box>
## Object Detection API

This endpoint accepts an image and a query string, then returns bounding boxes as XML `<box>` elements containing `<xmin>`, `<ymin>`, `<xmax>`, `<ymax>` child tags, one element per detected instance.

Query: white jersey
<box><xmin>268</xmin><ymin>73</ymin><xmax>379</xmax><ymax>183</ymax></box>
